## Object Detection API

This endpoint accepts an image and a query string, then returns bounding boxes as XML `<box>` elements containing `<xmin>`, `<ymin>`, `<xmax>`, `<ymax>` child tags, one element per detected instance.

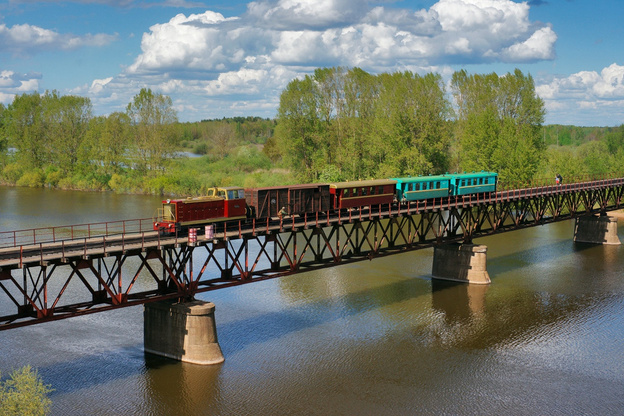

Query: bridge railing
<box><xmin>499</xmin><ymin>173</ymin><xmax>623</xmax><ymax>191</ymax></box>
<box><xmin>0</xmin><ymin>218</ymin><xmax>154</xmax><ymax>249</ymax></box>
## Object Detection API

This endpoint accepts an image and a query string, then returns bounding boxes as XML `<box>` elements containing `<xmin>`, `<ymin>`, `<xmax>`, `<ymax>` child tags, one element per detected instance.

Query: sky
<box><xmin>1</xmin><ymin>0</ymin><xmax>623</xmax><ymax>126</ymax></box>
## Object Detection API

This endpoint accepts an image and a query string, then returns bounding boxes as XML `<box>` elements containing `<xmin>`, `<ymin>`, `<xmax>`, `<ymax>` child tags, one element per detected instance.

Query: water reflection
<box><xmin>431</xmin><ymin>280</ymin><xmax>488</xmax><ymax>324</ymax></box>
<box><xmin>143</xmin><ymin>355</ymin><xmax>223</xmax><ymax>415</ymax></box>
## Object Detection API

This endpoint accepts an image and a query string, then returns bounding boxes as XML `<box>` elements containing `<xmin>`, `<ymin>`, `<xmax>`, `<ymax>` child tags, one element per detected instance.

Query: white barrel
<box><xmin>188</xmin><ymin>228</ymin><xmax>197</xmax><ymax>243</ymax></box>
<box><xmin>205</xmin><ymin>225</ymin><xmax>214</xmax><ymax>239</ymax></box>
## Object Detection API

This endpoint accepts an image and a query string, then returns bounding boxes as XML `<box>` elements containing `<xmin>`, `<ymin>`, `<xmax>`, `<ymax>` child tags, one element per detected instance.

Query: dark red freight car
<box><xmin>329</xmin><ymin>179</ymin><xmax>397</xmax><ymax>210</ymax></box>
<box><xmin>153</xmin><ymin>186</ymin><xmax>247</xmax><ymax>233</ymax></box>
<box><xmin>245</xmin><ymin>184</ymin><xmax>330</xmax><ymax>218</ymax></box>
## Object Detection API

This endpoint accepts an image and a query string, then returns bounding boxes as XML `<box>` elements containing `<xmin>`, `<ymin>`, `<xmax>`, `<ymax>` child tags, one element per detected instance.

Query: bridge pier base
<box><xmin>574</xmin><ymin>215</ymin><xmax>621</xmax><ymax>245</ymax></box>
<box><xmin>432</xmin><ymin>243</ymin><xmax>490</xmax><ymax>285</ymax></box>
<box><xmin>144</xmin><ymin>300</ymin><xmax>224</xmax><ymax>365</ymax></box>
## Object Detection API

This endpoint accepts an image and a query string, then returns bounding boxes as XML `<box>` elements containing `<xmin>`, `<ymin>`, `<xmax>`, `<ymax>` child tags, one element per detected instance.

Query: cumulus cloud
<box><xmin>0</xmin><ymin>23</ymin><xmax>117</xmax><ymax>55</ymax></box>
<box><xmin>536</xmin><ymin>64</ymin><xmax>624</xmax><ymax>125</ymax></box>
<box><xmin>0</xmin><ymin>70</ymin><xmax>41</xmax><ymax>105</ymax></box>
<box><xmin>129</xmin><ymin>0</ymin><xmax>554</xmax><ymax>74</ymax></box>
<box><xmin>117</xmin><ymin>0</ymin><xmax>556</xmax><ymax>112</ymax></box>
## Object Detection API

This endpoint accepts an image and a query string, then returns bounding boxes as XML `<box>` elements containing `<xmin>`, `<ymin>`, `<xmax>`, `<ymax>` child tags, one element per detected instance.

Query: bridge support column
<box><xmin>144</xmin><ymin>300</ymin><xmax>224</xmax><ymax>365</ymax></box>
<box><xmin>432</xmin><ymin>243</ymin><xmax>490</xmax><ymax>285</ymax></box>
<box><xmin>574</xmin><ymin>215</ymin><xmax>621</xmax><ymax>245</ymax></box>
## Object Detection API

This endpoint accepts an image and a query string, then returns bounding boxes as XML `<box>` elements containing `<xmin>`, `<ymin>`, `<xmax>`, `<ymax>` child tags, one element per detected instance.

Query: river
<box><xmin>1</xmin><ymin>186</ymin><xmax>623</xmax><ymax>415</ymax></box>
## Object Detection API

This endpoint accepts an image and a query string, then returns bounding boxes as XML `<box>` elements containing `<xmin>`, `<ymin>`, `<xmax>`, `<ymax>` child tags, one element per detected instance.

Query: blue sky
<box><xmin>1</xmin><ymin>0</ymin><xmax>623</xmax><ymax>126</ymax></box>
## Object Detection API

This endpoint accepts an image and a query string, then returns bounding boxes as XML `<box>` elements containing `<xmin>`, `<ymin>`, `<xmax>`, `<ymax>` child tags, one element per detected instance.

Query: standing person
<box><xmin>278</xmin><ymin>206</ymin><xmax>287</xmax><ymax>219</ymax></box>
<box><xmin>557</xmin><ymin>174</ymin><xmax>563</xmax><ymax>185</ymax></box>
<box><xmin>556</xmin><ymin>174</ymin><xmax>560</xmax><ymax>185</ymax></box>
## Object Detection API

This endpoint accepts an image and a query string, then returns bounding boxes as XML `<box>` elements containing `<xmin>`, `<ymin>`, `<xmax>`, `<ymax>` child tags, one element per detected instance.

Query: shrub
<box><xmin>16</xmin><ymin>170</ymin><xmax>45</xmax><ymax>188</ymax></box>
<box><xmin>0</xmin><ymin>365</ymin><xmax>53</xmax><ymax>416</ymax></box>
<box><xmin>1</xmin><ymin>163</ymin><xmax>26</xmax><ymax>184</ymax></box>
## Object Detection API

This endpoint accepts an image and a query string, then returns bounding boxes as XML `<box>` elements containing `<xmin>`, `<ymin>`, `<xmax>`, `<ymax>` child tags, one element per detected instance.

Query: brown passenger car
<box><xmin>329</xmin><ymin>179</ymin><xmax>397</xmax><ymax>210</ymax></box>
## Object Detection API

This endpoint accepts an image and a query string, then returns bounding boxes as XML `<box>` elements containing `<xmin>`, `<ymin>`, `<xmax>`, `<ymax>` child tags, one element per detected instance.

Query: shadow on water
<box><xmin>40</xmin><ymin>346</ymin><xmax>146</xmax><ymax>397</ymax></box>
<box><xmin>35</xmin><ymin>276</ymin><xmax>427</xmax><ymax>397</ymax></box>
<box><xmin>485</xmin><ymin>238</ymin><xmax>596</xmax><ymax>272</ymax></box>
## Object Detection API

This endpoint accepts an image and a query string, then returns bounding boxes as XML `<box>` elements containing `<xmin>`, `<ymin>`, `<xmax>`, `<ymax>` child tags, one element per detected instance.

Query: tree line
<box><xmin>0</xmin><ymin>89</ymin><xmax>278</xmax><ymax>194</ymax></box>
<box><xmin>0</xmin><ymin>88</ymin><xmax>179</xmax><ymax>191</ymax></box>
<box><xmin>1</xmin><ymin>68</ymin><xmax>624</xmax><ymax>195</ymax></box>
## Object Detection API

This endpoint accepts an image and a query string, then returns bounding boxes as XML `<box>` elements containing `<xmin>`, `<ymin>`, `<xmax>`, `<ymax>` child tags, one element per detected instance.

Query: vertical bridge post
<box><xmin>432</xmin><ymin>243</ymin><xmax>491</xmax><ymax>285</ymax></box>
<box><xmin>144</xmin><ymin>300</ymin><xmax>224</xmax><ymax>365</ymax></box>
<box><xmin>574</xmin><ymin>215</ymin><xmax>621</xmax><ymax>245</ymax></box>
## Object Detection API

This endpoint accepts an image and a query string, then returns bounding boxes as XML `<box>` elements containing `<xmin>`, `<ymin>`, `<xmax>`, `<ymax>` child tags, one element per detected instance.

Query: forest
<box><xmin>0</xmin><ymin>67</ymin><xmax>623</xmax><ymax>196</ymax></box>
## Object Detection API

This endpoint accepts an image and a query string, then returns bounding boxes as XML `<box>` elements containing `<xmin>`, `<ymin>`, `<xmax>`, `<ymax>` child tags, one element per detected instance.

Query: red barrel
<box><xmin>188</xmin><ymin>228</ymin><xmax>197</xmax><ymax>244</ymax></box>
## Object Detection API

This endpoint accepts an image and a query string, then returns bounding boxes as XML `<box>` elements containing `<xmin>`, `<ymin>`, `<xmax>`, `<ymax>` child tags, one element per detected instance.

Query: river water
<box><xmin>1</xmin><ymin>186</ymin><xmax>624</xmax><ymax>415</ymax></box>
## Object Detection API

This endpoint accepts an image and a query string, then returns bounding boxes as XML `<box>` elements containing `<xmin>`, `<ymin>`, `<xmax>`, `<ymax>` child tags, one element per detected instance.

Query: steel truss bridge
<box><xmin>1</xmin><ymin>177</ymin><xmax>623</xmax><ymax>330</ymax></box>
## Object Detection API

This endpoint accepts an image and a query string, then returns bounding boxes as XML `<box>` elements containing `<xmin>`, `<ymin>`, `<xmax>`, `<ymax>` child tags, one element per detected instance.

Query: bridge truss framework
<box><xmin>1</xmin><ymin>178</ymin><xmax>623</xmax><ymax>330</ymax></box>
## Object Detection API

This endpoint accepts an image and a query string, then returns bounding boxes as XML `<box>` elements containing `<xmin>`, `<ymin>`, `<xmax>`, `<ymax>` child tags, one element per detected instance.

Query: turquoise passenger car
<box><xmin>448</xmin><ymin>171</ymin><xmax>498</xmax><ymax>196</ymax></box>
<box><xmin>392</xmin><ymin>175</ymin><xmax>451</xmax><ymax>202</ymax></box>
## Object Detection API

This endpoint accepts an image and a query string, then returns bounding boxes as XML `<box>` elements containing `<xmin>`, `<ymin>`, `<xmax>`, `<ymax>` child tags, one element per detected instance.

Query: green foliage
<box><xmin>1</xmin><ymin>163</ymin><xmax>26</xmax><ymax>184</ymax></box>
<box><xmin>16</xmin><ymin>169</ymin><xmax>45</xmax><ymax>187</ymax></box>
<box><xmin>178</xmin><ymin>118</ymin><xmax>274</xmax><ymax>160</ymax></box>
<box><xmin>275</xmin><ymin>67</ymin><xmax>451</xmax><ymax>182</ymax></box>
<box><xmin>1</xmin><ymin>73</ymin><xmax>620</xmax><ymax>197</ymax></box>
<box><xmin>0</xmin><ymin>365</ymin><xmax>53</xmax><ymax>416</ymax></box>
<box><xmin>126</xmin><ymin>88</ymin><xmax>178</xmax><ymax>173</ymax></box>
<box><xmin>451</xmin><ymin>69</ymin><xmax>545</xmax><ymax>183</ymax></box>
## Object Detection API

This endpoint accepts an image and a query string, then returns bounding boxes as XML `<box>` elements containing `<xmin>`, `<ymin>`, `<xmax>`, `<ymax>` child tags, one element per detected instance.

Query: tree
<box><xmin>0</xmin><ymin>365</ymin><xmax>53</xmax><ymax>416</ymax></box>
<box><xmin>451</xmin><ymin>69</ymin><xmax>545</xmax><ymax>182</ymax></box>
<box><xmin>276</xmin><ymin>76</ymin><xmax>323</xmax><ymax>182</ymax></box>
<box><xmin>4</xmin><ymin>92</ymin><xmax>48</xmax><ymax>169</ymax></box>
<box><xmin>208</xmin><ymin>121</ymin><xmax>236</xmax><ymax>159</ymax></box>
<box><xmin>373</xmin><ymin>71</ymin><xmax>450</xmax><ymax>177</ymax></box>
<box><xmin>44</xmin><ymin>92</ymin><xmax>93</xmax><ymax>173</ymax></box>
<box><xmin>81</xmin><ymin>112</ymin><xmax>130</xmax><ymax>176</ymax></box>
<box><xmin>0</xmin><ymin>103</ymin><xmax>8</xmax><ymax>164</ymax></box>
<box><xmin>126</xmin><ymin>88</ymin><xmax>178</xmax><ymax>172</ymax></box>
<box><xmin>276</xmin><ymin>67</ymin><xmax>451</xmax><ymax>181</ymax></box>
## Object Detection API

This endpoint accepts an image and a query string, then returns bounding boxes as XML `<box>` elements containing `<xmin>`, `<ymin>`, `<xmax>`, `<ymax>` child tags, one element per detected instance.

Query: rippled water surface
<box><xmin>1</xmin><ymin>186</ymin><xmax>624</xmax><ymax>415</ymax></box>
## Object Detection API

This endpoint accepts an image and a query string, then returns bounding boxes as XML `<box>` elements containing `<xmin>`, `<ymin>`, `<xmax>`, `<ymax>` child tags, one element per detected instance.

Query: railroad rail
<box><xmin>0</xmin><ymin>177</ymin><xmax>623</xmax><ymax>330</ymax></box>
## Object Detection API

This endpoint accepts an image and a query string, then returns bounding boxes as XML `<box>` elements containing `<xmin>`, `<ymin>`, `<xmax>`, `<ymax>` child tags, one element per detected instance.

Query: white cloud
<box><xmin>536</xmin><ymin>64</ymin><xmax>624</xmax><ymax>126</ymax></box>
<box><xmin>502</xmin><ymin>27</ymin><xmax>557</xmax><ymax>62</ymax></box>
<box><xmin>89</xmin><ymin>77</ymin><xmax>113</xmax><ymax>94</ymax></box>
<box><xmin>124</xmin><ymin>0</ymin><xmax>555</xmax><ymax>82</ymax></box>
<box><xmin>0</xmin><ymin>23</ymin><xmax>118</xmax><ymax>55</ymax></box>
<box><xmin>2</xmin><ymin>0</ymin><xmax>561</xmax><ymax>120</ymax></box>
<box><xmin>0</xmin><ymin>70</ymin><xmax>41</xmax><ymax>105</ymax></box>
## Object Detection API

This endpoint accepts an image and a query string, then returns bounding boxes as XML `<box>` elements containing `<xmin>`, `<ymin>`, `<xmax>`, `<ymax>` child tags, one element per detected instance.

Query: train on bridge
<box><xmin>153</xmin><ymin>171</ymin><xmax>498</xmax><ymax>233</ymax></box>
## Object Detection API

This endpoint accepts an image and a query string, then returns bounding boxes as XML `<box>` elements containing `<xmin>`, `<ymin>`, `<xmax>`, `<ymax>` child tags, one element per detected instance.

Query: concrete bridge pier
<box><xmin>432</xmin><ymin>243</ymin><xmax>491</xmax><ymax>285</ymax></box>
<box><xmin>573</xmin><ymin>215</ymin><xmax>621</xmax><ymax>245</ymax></box>
<box><xmin>144</xmin><ymin>299</ymin><xmax>225</xmax><ymax>365</ymax></box>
